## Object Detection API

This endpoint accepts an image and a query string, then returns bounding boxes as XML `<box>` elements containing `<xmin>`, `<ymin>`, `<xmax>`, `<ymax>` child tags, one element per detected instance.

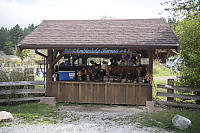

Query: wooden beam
<box><xmin>146</xmin><ymin>50</ymin><xmax>154</xmax><ymax>74</ymax></box>
<box><xmin>0</xmin><ymin>81</ymin><xmax>44</xmax><ymax>87</ymax></box>
<box><xmin>156</xmin><ymin>101</ymin><xmax>200</xmax><ymax>109</ymax></box>
<box><xmin>46</xmin><ymin>49</ymin><xmax>54</xmax><ymax>96</ymax></box>
<box><xmin>0</xmin><ymin>88</ymin><xmax>45</xmax><ymax>95</ymax></box>
<box><xmin>146</xmin><ymin>50</ymin><xmax>153</xmax><ymax>101</ymax></box>
<box><xmin>0</xmin><ymin>97</ymin><xmax>45</xmax><ymax>103</ymax></box>
<box><xmin>52</xmin><ymin>52</ymin><xmax>64</xmax><ymax>66</ymax></box>
<box><xmin>157</xmin><ymin>84</ymin><xmax>200</xmax><ymax>92</ymax></box>
<box><xmin>35</xmin><ymin>49</ymin><xmax>47</xmax><ymax>58</ymax></box>
<box><xmin>157</xmin><ymin>92</ymin><xmax>200</xmax><ymax>100</ymax></box>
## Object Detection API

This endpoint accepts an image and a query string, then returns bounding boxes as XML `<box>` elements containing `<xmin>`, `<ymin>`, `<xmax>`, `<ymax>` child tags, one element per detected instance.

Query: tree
<box><xmin>3</xmin><ymin>41</ymin><xmax>15</xmax><ymax>55</ymax></box>
<box><xmin>23</xmin><ymin>24</ymin><xmax>37</xmax><ymax>37</ymax></box>
<box><xmin>0</xmin><ymin>27</ymin><xmax>9</xmax><ymax>51</ymax></box>
<box><xmin>162</xmin><ymin>0</ymin><xmax>200</xmax><ymax>19</ymax></box>
<box><xmin>175</xmin><ymin>16</ymin><xmax>200</xmax><ymax>88</ymax></box>
<box><xmin>15</xmin><ymin>24</ymin><xmax>36</xmax><ymax>60</ymax></box>
<box><xmin>9</xmin><ymin>24</ymin><xmax>23</xmax><ymax>45</ymax></box>
<box><xmin>0</xmin><ymin>24</ymin><xmax>36</xmax><ymax>59</ymax></box>
<box><xmin>163</xmin><ymin>0</ymin><xmax>200</xmax><ymax>88</ymax></box>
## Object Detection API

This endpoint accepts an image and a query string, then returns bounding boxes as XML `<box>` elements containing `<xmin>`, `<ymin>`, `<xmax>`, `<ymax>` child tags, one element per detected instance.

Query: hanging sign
<box><xmin>64</xmin><ymin>48</ymin><xmax>129</xmax><ymax>54</ymax></box>
<box><xmin>141</xmin><ymin>58</ymin><xmax>149</xmax><ymax>65</ymax></box>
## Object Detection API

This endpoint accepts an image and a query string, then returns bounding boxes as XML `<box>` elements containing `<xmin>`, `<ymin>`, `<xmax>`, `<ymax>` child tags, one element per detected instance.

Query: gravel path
<box><xmin>0</xmin><ymin>105</ymin><xmax>171</xmax><ymax>133</ymax></box>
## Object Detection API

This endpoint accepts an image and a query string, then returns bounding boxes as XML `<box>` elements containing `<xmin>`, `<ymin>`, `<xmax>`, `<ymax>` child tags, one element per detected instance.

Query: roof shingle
<box><xmin>19</xmin><ymin>19</ymin><xmax>179</xmax><ymax>49</ymax></box>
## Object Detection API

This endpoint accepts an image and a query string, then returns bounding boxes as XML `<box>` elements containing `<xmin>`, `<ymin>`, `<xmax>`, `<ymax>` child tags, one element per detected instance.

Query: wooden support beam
<box><xmin>52</xmin><ymin>51</ymin><xmax>64</xmax><ymax>66</ymax></box>
<box><xmin>35</xmin><ymin>49</ymin><xmax>47</xmax><ymax>58</ymax></box>
<box><xmin>146</xmin><ymin>50</ymin><xmax>154</xmax><ymax>101</ymax></box>
<box><xmin>146</xmin><ymin>50</ymin><xmax>153</xmax><ymax>75</ymax></box>
<box><xmin>46</xmin><ymin>49</ymin><xmax>54</xmax><ymax>96</ymax></box>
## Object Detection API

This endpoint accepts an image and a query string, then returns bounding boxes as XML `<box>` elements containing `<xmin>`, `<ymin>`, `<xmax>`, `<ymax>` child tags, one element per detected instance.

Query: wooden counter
<box><xmin>48</xmin><ymin>81</ymin><xmax>152</xmax><ymax>105</ymax></box>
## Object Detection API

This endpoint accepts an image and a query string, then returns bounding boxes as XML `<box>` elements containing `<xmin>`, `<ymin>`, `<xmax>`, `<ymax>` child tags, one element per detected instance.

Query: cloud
<box><xmin>0</xmin><ymin>0</ymin><xmax>165</xmax><ymax>28</ymax></box>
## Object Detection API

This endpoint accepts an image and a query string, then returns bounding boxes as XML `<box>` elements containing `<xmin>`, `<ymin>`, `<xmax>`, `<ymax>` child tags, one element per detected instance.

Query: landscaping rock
<box><xmin>0</xmin><ymin>111</ymin><xmax>14</xmax><ymax>122</ymax></box>
<box><xmin>172</xmin><ymin>114</ymin><xmax>191</xmax><ymax>130</ymax></box>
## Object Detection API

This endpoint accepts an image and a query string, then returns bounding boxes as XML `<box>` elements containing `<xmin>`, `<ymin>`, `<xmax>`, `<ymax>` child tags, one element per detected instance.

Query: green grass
<box><xmin>0</xmin><ymin>103</ymin><xmax>58</xmax><ymax>126</ymax></box>
<box><xmin>137</xmin><ymin>109</ymin><xmax>200</xmax><ymax>133</ymax></box>
<box><xmin>110</xmin><ymin>109</ymin><xmax>200</xmax><ymax>133</ymax></box>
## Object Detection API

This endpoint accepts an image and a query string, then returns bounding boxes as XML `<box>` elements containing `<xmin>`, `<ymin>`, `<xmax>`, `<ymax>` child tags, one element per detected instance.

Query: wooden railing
<box><xmin>0</xmin><ymin>81</ymin><xmax>45</xmax><ymax>103</ymax></box>
<box><xmin>156</xmin><ymin>79</ymin><xmax>200</xmax><ymax>108</ymax></box>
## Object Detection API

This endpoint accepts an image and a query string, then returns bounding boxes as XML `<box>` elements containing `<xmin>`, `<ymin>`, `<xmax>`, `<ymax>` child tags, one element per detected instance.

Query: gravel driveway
<box><xmin>0</xmin><ymin>105</ymin><xmax>170</xmax><ymax>133</ymax></box>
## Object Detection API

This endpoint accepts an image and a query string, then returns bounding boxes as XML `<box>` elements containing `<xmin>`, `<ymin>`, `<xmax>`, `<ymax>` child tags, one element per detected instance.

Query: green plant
<box><xmin>0</xmin><ymin>70</ymin><xmax>9</xmax><ymax>82</ymax></box>
<box><xmin>175</xmin><ymin>17</ymin><xmax>200</xmax><ymax>88</ymax></box>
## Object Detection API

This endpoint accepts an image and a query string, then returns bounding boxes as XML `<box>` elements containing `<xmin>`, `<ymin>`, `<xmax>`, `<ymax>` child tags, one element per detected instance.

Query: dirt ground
<box><xmin>0</xmin><ymin>105</ymin><xmax>170</xmax><ymax>133</ymax></box>
<box><xmin>58</xmin><ymin>104</ymin><xmax>163</xmax><ymax>114</ymax></box>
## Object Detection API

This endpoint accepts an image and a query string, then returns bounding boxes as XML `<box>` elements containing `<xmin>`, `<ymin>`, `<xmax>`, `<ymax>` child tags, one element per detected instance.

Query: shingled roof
<box><xmin>18</xmin><ymin>19</ymin><xmax>179</xmax><ymax>50</ymax></box>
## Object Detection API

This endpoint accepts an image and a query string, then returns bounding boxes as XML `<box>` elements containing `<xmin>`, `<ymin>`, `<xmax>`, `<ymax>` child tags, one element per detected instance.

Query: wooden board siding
<box><xmin>49</xmin><ymin>81</ymin><xmax>151</xmax><ymax>105</ymax></box>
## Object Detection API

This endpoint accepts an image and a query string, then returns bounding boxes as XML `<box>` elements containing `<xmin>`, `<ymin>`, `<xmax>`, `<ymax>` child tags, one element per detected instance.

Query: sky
<box><xmin>0</xmin><ymin>0</ymin><xmax>168</xmax><ymax>28</ymax></box>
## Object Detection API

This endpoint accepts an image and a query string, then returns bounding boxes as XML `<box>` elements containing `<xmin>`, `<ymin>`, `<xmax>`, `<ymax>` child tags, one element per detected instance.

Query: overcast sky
<box><xmin>0</xmin><ymin>0</ymin><xmax>168</xmax><ymax>28</ymax></box>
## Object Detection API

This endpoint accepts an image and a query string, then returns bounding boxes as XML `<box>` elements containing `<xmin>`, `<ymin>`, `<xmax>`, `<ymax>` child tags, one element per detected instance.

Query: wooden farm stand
<box><xmin>18</xmin><ymin>19</ymin><xmax>179</xmax><ymax>105</ymax></box>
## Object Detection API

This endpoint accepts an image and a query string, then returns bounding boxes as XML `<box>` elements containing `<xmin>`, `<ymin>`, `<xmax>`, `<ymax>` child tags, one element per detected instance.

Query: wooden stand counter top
<box><xmin>48</xmin><ymin>81</ymin><xmax>152</xmax><ymax>105</ymax></box>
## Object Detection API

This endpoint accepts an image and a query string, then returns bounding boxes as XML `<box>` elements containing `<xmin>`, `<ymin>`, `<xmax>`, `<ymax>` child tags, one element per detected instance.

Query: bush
<box><xmin>175</xmin><ymin>17</ymin><xmax>200</xmax><ymax>88</ymax></box>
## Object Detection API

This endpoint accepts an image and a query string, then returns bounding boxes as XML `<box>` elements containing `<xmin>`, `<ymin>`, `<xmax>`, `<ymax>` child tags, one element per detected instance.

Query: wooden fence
<box><xmin>0</xmin><ymin>81</ymin><xmax>45</xmax><ymax>103</ymax></box>
<box><xmin>156</xmin><ymin>79</ymin><xmax>200</xmax><ymax>108</ymax></box>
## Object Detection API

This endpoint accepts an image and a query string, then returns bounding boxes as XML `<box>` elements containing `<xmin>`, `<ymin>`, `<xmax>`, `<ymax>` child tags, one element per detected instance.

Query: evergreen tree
<box><xmin>0</xmin><ymin>23</ymin><xmax>36</xmax><ymax>59</ymax></box>
<box><xmin>0</xmin><ymin>27</ymin><xmax>9</xmax><ymax>51</ymax></box>
<box><xmin>4</xmin><ymin>41</ymin><xmax>15</xmax><ymax>55</ymax></box>
<box><xmin>9</xmin><ymin>24</ymin><xmax>23</xmax><ymax>45</ymax></box>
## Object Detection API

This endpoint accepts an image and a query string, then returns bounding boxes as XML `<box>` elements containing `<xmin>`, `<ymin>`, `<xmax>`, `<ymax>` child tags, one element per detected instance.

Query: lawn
<box><xmin>0</xmin><ymin>102</ymin><xmax>199</xmax><ymax>133</ymax></box>
<box><xmin>136</xmin><ymin>109</ymin><xmax>200</xmax><ymax>133</ymax></box>
<box><xmin>0</xmin><ymin>103</ymin><xmax>58</xmax><ymax>126</ymax></box>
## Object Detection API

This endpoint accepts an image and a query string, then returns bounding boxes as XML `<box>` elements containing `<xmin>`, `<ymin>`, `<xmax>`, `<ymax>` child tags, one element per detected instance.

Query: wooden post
<box><xmin>46</xmin><ymin>49</ymin><xmax>54</xmax><ymax>96</ymax></box>
<box><xmin>146</xmin><ymin>50</ymin><xmax>154</xmax><ymax>101</ymax></box>
<box><xmin>82</xmin><ymin>56</ymin><xmax>87</xmax><ymax>65</ymax></box>
<box><xmin>167</xmin><ymin>79</ymin><xmax>174</xmax><ymax>102</ymax></box>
